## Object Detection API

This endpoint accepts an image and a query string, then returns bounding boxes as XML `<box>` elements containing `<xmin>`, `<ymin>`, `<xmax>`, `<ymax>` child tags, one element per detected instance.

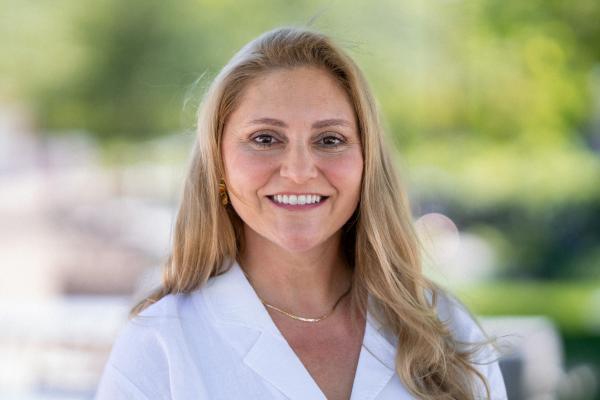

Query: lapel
<box><xmin>350</xmin><ymin>298</ymin><xmax>398</xmax><ymax>400</ymax></box>
<box><xmin>200</xmin><ymin>258</ymin><xmax>399</xmax><ymax>400</ymax></box>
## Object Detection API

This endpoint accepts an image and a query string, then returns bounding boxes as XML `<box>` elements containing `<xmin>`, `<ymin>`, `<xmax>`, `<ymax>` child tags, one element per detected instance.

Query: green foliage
<box><xmin>3</xmin><ymin>0</ymin><xmax>329</xmax><ymax>139</ymax></box>
<box><xmin>4</xmin><ymin>0</ymin><xmax>599</xmax><ymax>145</ymax></box>
<box><xmin>455</xmin><ymin>281</ymin><xmax>600</xmax><ymax>335</ymax></box>
<box><xmin>407</xmin><ymin>141</ymin><xmax>600</xmax><ymax>212</ymax></box>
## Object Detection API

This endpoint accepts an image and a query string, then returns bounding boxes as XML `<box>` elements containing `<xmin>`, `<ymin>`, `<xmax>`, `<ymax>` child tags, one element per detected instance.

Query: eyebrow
<box><xmin>248</xmin><ymin>117</ymin><xmax>352</xmax><ymax>129</ymax></box>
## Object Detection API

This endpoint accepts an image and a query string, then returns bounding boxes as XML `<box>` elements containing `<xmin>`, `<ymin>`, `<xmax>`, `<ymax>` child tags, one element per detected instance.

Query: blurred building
<box><xmin>0</xmin><ymin>104</ymin><xmax>176</xmax><ymax>399</ymax></box>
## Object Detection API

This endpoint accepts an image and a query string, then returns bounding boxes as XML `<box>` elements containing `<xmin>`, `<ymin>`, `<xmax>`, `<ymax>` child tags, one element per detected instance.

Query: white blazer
<box><xmin>95</xmin><ymin>259</ymin><xmax>507</xmax><ymax>399</ymax></box>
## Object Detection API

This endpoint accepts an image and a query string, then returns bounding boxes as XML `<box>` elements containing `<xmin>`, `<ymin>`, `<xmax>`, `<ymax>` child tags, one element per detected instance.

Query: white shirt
<box><xmin>95</xmin><ymin>259</ymin><xmax>507</xmax><ymax>399</ymax></box>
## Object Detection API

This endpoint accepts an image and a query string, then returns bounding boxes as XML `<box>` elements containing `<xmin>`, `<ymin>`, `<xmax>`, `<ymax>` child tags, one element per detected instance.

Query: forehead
<box><xmin>228</xmin><ymin>66</ymin><xmax>357</xmax><ymax>127</ymax></box>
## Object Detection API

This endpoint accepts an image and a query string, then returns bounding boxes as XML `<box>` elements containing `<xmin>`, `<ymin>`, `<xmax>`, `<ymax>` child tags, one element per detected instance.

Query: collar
<box><xmin>196</xmin><ymin>258</ymin><xmax>399</xmax><ymax>400</ymax></box>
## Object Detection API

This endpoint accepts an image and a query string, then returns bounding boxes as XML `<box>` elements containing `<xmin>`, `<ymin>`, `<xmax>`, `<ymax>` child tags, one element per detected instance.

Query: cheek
<box><xmin>323</xmin><ymin>152</ymin><xmax>363</xmax><ymax>195</ymax></box>
<box><xmin>224</xmin><ymin>148</ymin><xmax>276</xmax><ymax>190</ymax></box>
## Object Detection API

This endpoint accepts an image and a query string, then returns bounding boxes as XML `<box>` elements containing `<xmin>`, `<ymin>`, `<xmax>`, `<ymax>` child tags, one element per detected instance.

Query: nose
<box><xmin>279</xmin><ymin>142</ymin><xmax>318</xmax><ymax>183</ymax></box>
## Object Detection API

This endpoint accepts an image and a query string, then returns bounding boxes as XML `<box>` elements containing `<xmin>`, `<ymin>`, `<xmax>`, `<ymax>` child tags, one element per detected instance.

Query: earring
<box><xmin>219</xmin><ymin>179</ymin><xmax>229</xmax><ymax>206</ymax></box>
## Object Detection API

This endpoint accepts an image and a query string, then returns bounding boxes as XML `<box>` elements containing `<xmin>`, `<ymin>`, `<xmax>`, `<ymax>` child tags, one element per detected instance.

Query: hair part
<box><xmin>131</xmin><ymin>26</ymin><xmax>496</xmax><ymax>399</ymax></box>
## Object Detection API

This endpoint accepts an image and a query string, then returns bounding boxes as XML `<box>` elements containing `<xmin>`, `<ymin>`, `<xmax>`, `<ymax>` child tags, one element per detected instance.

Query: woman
<box><xmin>96</xmin><ymin>27</ymin><xmax>507</xmax><ymax>399</ymax></box>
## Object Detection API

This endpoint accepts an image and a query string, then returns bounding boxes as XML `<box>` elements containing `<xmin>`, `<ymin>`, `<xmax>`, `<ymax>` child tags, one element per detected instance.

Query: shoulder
<box><xmin>431</xmin><ymin>288</ymin><xmax>489</xmax><ymax>345</ymax></box>
<box><xmin>95</xmin><ymin>291</ymin><xmax>203</xmax><ymax>399</ymax></box>
<box><xmin>429</xmin><ymin>287</ymin><xmax>509</xmax><ymax>399</ymax></box>
<box><xmin>110</xmin><ymin>289</ymin><xmax>208</xmax><ymax>353</ymax></box>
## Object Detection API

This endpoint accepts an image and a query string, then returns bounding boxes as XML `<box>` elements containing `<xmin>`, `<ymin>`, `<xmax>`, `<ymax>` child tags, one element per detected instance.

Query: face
<box><xmin>221</xmin><ymin>66</ymin><xmax>363</xmax><ymax>253</ymax></box>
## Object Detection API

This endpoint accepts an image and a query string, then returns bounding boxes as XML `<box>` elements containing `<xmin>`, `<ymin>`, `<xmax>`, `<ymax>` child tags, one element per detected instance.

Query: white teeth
<box><xmin>272</xmin><ymin>194</ymin><xmax>323</xmax><ymax>205</ymax></box>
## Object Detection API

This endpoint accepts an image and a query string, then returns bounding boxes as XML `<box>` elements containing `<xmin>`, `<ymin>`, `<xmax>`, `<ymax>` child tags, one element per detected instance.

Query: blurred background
<box><xmin>1</xmin><ymin>0</ymin><xmax>599</xmax><ymax>399</ymax></box>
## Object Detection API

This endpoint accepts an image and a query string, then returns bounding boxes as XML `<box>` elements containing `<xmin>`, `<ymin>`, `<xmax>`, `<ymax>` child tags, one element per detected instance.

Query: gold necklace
<box><xmin>242</xmin><ymin>269</ymin><xmax>352</xmax><ymax>323</ymax></box>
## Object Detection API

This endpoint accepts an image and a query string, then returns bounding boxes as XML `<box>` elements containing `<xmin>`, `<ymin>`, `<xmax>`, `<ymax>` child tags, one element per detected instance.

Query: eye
<box><xmin>318</xmin><ymin>134</ymin><xmax>345</xmax><ymax>148</ymax></box>
<box><xmin>251</xmin><ymin>133</ymin><xmax>280</xmax><ymax>148</ymax></box>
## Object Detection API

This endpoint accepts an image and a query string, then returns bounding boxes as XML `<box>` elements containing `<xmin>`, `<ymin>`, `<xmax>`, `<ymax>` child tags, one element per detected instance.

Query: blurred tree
<box><xmin>36</xmin><ymin>0</ymin><xmax>222</xmax><ymax>139</ymax></box>
<box><xmin>27</xmin><ymin>0</ymin><xmax>325</xmax><ymax>140</ymax></box>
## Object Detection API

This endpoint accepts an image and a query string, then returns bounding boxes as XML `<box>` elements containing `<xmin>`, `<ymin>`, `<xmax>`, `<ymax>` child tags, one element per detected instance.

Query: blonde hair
<box><xmin>132</xmin><ymin>26</ymin><xmax>496</xmax><ymax>399</ymax></box>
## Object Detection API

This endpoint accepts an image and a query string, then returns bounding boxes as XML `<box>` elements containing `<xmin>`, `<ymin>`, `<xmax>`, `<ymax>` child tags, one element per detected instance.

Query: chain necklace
<box><xmin>242</xmin><ymin>269</ymin><xmax>352</xmax><ymax>323</ymax></box>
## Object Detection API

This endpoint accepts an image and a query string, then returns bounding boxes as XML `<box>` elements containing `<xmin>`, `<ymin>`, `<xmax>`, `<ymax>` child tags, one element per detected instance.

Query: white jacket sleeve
<box><xmin>95</xmin><ymin>363</ymin><xmax>153</xmax><ymax>400</ymax></box>
<box><xmin>436</xmin><ymin>291</ymin><xmax>509</xmax><ymax>400</ymax></box>
<box><xmin>95</xmin><ymin>318</ymin><xmax>172</xmax><ymax>400</ymax></box>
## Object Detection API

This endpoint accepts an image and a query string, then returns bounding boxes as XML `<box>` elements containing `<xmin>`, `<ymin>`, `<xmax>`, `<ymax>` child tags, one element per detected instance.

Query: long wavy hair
<box><xmin>131</xmin><ymin>26</ymin><xmax>496</xmax><ymax>399</ymax></box>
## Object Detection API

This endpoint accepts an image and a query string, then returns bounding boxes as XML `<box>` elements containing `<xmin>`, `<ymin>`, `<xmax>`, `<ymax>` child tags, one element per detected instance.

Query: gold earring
<box><xmin>219</xmin><ymin>179</ymin><xmax>229</xmax><ymax>206</ymax></box>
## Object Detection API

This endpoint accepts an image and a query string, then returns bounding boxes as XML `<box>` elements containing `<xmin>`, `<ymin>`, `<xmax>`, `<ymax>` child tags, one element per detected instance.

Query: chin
<box><xmin>275</xmin><ymin>235</ymin><xmax>324</xmax><ymax>253</ymax></box>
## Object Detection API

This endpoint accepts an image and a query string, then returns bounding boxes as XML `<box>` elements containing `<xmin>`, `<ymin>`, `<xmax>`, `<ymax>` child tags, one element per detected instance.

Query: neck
<box><xmin>239</xmin><ymin>227</ymin><xmax>353</xmax><ymax>318</ymax></box>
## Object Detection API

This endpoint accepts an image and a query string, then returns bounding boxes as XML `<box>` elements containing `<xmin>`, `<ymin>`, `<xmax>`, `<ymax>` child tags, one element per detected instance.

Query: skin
<box><xmin>221</xmin><ymin>65</ymin><xmax>366</xmax><ymax>400</ymax></box>
<box><xmin>221</xmin><ymin>66</ymin><xmax>364</xmax><ymax>318</ymax></box>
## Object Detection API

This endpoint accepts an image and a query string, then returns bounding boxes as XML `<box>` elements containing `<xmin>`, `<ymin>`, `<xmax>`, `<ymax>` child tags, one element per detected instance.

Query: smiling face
<box><xmin>221</xmin><ymin>66</ymin><xmax>363</xmax><ymax>253</ymax></box>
